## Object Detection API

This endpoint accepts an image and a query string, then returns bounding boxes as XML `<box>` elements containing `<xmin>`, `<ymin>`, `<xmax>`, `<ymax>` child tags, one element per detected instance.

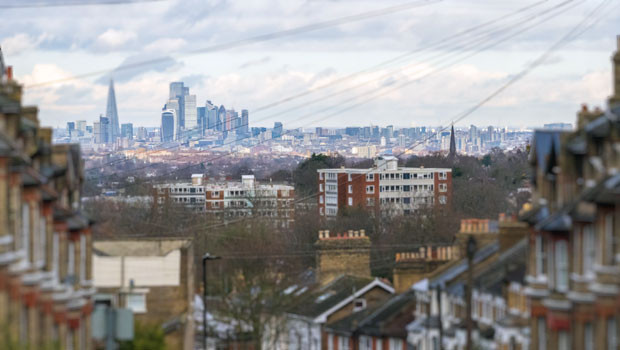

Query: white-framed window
<box><xmin>583</xmin><ymin>225</ymin><xmax>595</xmax><ymax>276</ymax></box>
<box><xmin>359</xmin><ymin>336</ymin><xmax>372</xmax><ymax>350</ymax></box>
<box><xmin>439</xmin><ymin>184</ymin><xmax>448</xmax><ymax>192</ymax></box>
<box><xmin>348</xmin><ymin>174</ymin><xmax>352</xmax><ymax>181</ymax></box>
<box><xmin>320</xmin><ymin>196</ymin><xmax>324</xmax><ymax>204</ymax></box>
<box><xmin>389</xmin><ymin>338</ymin><xmax>402</xmax><ymax>350</ymax></box>
<box><xmin>584</xmin><ymin>322</ymin><xmax>594</xmax><ymax>350</ymax></box>
<box><xmin>327</xmin><ymin>334</ymin><xmax>333</xmax><ymax>350</ymax></box>
<box><xmin>213</xmin><ymin>201</ymin><xmax>220</xmax><ymax>208</ymax></box>
<box><xmin>320</xmin><ymin>184</ymin><xmax>324</xmax><ymax>192</ymax></box>
<box><xmin>366</xmin><ymin>173</ymin><xmax>374</xmax><ymax>181</ymax></box>
<box><xmin>52</xmin><ymin>232</ymin><xmax>59</xmax><ymax>277</ymax></box>
<box><xmin>127</xmin><ymin>293</ymin><xmax>147</xmax><ymax>313</ymax></box>
<box><xmin>538</xmin><ymin>317</ymin><xmax>546</xmax><ymax>350</ymax></box>
<box><xmin>212</xmin><ymin>191</ymin><xmax>219</xmax><ymax>197</ymax></box>
<box><xmin>366</xmin><ymin>185</ymin><xmax>374</xmax><ymax>194</ymax></box>
<box><xmin>608</xmin><ymin>318</ymin><xmax>617</xmax><ymax>350</ymax></box>
<box><xmin>348</xmin><ymin>185</ymin><xmax>353</xmax><ymax>194</ymax></box>
<box><xmin>605</xmin><ymin>213</ymin><xmax>615</xmax><ymax>265</ymax></box>
<box><xmin>320</xmin><ymin>172</ymin><xmax>324</xmax><ymax>180</ymax></box>
<box><xmin>558</xmin><ymin>331</ymin><xmax>570</xmax><ymax>350</ymax></box>
<box><xmin>353</xmin><ymin>298</ymin><xmax>366</xmax><ymax>312</ymax></box>
<box><xmin>80</xmin><ymin>235</ymin><xmax>86</xmax><ymax>283</ymax></box>
<box><xmin>320</xmin><ymin>207</ymin><xmax>324</xmax><ymax>216</ymax></box>
<box><xmin>555</xmin><ymin>240</ymin><xmax>569</xmax><ymax>292</ymax></box>
<box><xmin>366</xmin><ymin>198</ymin><xmax>375</xmax><ymax>206</ymax></box>
<box><xmin>68</xmin><ymin>241</ymin><xmax>75</xmax><ymax>277</ymax></box>
<box><xmin>338</xmin><ymin>336</ymin><xmax>350</xmax><ymax>350</ymax></box>
<box><xmin>38</xmin><ymin>216</ymin><xmax>46</xmax><ymax>268</ymax></box>
<box><xmin>439</xmin><ymin>172</ymin><xmax>447</xmax><ymax>180</ymax></box>
<box><xmin>438</xmin><ymin>195</ymin><xmax>447</xmax><ymax>204</ymax></box>
<box><xmin>536</xmin><ymin>236</ymin><xmax>547</xmax><ymax>277</ymax></box>
<box><xmin>22</xmin><ymin>203</ymin><xmax>30</xmax><ymax>261</ymax></box>
<box><xmin>348</xmin><ymin>197</ymin><xmax>353</xmax><ymax>206</ymax></box>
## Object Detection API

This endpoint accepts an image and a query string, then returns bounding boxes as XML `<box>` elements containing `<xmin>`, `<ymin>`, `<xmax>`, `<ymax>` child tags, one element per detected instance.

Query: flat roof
<box><xmin>318</xmin><ymin>167</ymin><xmax>451</xmax><ymax>173</ymax></box>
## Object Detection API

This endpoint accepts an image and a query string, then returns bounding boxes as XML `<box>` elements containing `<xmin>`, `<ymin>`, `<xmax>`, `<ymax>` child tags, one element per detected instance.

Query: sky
<box><xmin>1</xmin><ymin>0</ymin><xmax>619</xmax><ymax>130</ymax></box>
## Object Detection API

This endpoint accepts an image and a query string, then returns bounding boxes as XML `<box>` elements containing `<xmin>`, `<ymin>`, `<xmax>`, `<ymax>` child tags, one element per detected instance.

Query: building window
<box><xmin>404</xmin><ymin>198</ymin><xmax>411</xmax><ymax>204</ymax></box>
<box><xmin>538</xmin><ymin>317</ymin><xmax>546</xmax><ymax>350</ymax></box>
<box><xmin>320</xmin><ymin>184</ymin><xmax>324</xmax><ymax>192</ymax></box>
<box><xmin>403</xmin><ymin>185</ymin><xmax>410</xmax><ymax>192</ymax></box>
<box><xmin>439</xmin><ymin>172</ymin><xmax>447</xmax><ymax>180</ymax></box>
<box><xmin>403</xmin><ymin>173</ymin><xmax>410</xmax><ymax>179</ymax></box>
<box><xmin>608</xmin><ymin>318</ymin><xmax>617</xmax><ymax>350</ymax></box>
<box><xmin>327</xmin><ymin>334</ymin><xmax>334</xmax><ymax>350</ymax></box>
<box><xmin>339</xmin><ymin>336</ymin><xmax>350</xmax><ymax>350</ymax></box>
<box><xmin>439</xmin><ymin>184</ymin><xmax>448</xmax><ymax>192</ymax></box>
<box><xmin>558</xmin><ymin>331</ymin><xmax>570</xmax><ymax>350</ymax></box>
<box><xmin>68</xmin><ymin>241</ymin><xmax>75</xmax><ymax>277</ymax></box>
<box><xmin>320</xmin><ymin>172</ymin><xmax>324</xmax><ymax>180</ymax></box>
<box><xmin>536</xmin><ymin>236</ymin><xmax>547</xmax><ymax>278</ymax></box>
<box><xmin>320</xmin><ymin>195</ymin><xmax>324</xmax><ymax>204</ymax></box>
<box><xmin>320</xmin><ymin>207</ymin><xmax>324</xmax><ymax>216</ymax></box>
<box><xmin>438</xmin><ymin>195</ymin><xmax>447</xmax><ymax>204</ymax></box>
<box><xmin>389</xmin><ymin>339</ymin><xmax>402</xmax><ymax>350</ymax></box>
<box><xmin>366</xmin><ymin>174</ymin><xmax>374</xmax><ymax>181</ymax></box>
<box><xmin>348</xmin><ymin>197</ymin><xmax>353</xmax><ymax>206</ymax></box>
<box><xmin>359</xmin><ymin>336</ymin><xmax>372</xmax><ymax>350</ymax></box>
<box><xmin>366</xmin><ymin>198</ymin><xmax>375</xmax><ymax>207</ymax></box>
<box><xmin>584</xmin><ymin>322</ymin><xmax>594</xmax><ymax>350</ymax></box>
<box><xmin>353</xmin><ymin>298</ymin><xmax>366</xmax><ymax>312</ymax></box>
<box><xmin>583</xmin><ymin>225</ymin><xmax>595</xmax><ymax>276</ymax></box>
<box><xmin>555</xmin><ymin>240</ymin><xmax>568</xmax><ymax>292</ymax></box>
<box><xmin>212</xmin><ymin>191</ymin><xmax>219</xmax><ymax>197</ymax></box>
<box><xmin>39</xmin><ymin>216</ymin><xmax>46</xmax><ymax>268</ymax></box>
<box><xmin>605</xmin><ymin>213</ymin><xmax>615</xmax><ymax>265</ymax></box>
<box><xmin>348</xmin><ymin>174</ymin><xmax>352</xmax><ymax>181</ymax></box>
<box><xmin>348</xmin><ymin>185</ymin><xmax>353</xmax><ymax>194</ymax></box>
<box><xmin>80</xmin><ymin>235</ymin><xmax>86</xmax><ymax>283</ymax></box>
<box><xmin>21</xmin><ymin>204</ymin><xmax>30</xmax><ymax>261</ymax></box>
<box><xmin>366</xmin><ymin>185</ymin><xmax>375</xmax><ymax>194</ymax></box>
<box><xmin>127</xmin><ymin>293</ymin><xmax>147</xmax><ymax>313</ymax></box>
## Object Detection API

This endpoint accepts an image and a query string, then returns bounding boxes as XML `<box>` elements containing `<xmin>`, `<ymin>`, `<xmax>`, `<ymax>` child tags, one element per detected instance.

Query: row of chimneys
<box><xmin>460</xmin><ymin>219</ymin><xmax>492</xmax><ymax>233</ymax></box>
<box><xmin>395</xmin><ymin>245</ymin><xmax>459</xmax><ymax>262</ymax></box>
<box><xmin>318</xmin><ymin>229</ymin><xmax>367</xmax><ymax>240</ymax></box>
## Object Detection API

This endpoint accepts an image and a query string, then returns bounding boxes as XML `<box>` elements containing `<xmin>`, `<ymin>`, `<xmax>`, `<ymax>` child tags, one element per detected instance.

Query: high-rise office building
<box><xmin>105</xmin><ymin>79</ymin><xmax>120</xmax><ymax>143</ymax></box>
<box><xmin>217</xmin><ymin>105</ymin><xmax>226</xmax><ymax>132</ymax></box>
<box><xmin>206</xmin><ymin>101</ymin><xmax>217</xmax><ymax>130</ymax></box>
<box><xmin>76</xmin><ymin>120</ymin><xmax>87</xmax><ymax>133</ymax></box>
<box><xmin>67</xmin><ymin>122</ymin><xmax>75</xmax><ymax>138</ymax></box>
<box><xmin>165</xmin><ymin>99</ymin><xmax>180</xmax><ymax>140</ymax></box>
<box><xmin>137</xmin><ymin>127</ymin><xmax>148</xmax><ymax>140</ymax></box>
<box><xmin>94</xmin><ymin>115</ymin><xmax>110</xmax><ymax>144</ymax></box>
<box><xmin>241</xmin><ymin>109</ymin><xmax>249</xmax><ymax>134</ymax></box>
<box><xmin>273</xmin><ymin>122</ymin><xmax>283</xmax><ymax>139</ymax></box>
<box><xmin>161</xmin><ymin>110</ymin><xmax>175</xmax><ymax>142</ymax></box>
<box><xmin>121</xmin><ymin>123</ymin><xmax>133</xmax><ymax>140</ymax></box>
<box><xmin>197</xmin><ymin>107</ymin><xmax>206</xmax><ymax>135</ymax></box>
<box><xmin>184</xmin><ymin>94</ymin><xmax>198</xmax><ymax>139</ymax></box>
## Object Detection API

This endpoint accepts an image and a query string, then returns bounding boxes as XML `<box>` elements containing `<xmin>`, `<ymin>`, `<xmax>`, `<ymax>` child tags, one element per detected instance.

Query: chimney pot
<box><xmin>6</xmin><ymin>66</ymin><xmax>12</xmax><ymax>80</ymax></box>
<box><xmin>360</xmin><ymin>229</ymin><xmax>365</xmax><ymax>237</ymax></box>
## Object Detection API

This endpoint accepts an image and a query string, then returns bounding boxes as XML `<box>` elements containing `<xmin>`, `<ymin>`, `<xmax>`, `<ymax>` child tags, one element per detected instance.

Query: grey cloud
<box><xmin>95</xmin><ymin>53</ymin><xmax>182</xmax><ymax>85</ymax></box>
<box><xmin>238</xmin><ymin>56</ymin><xmax>272</xmax><ymax>69</ymax></box>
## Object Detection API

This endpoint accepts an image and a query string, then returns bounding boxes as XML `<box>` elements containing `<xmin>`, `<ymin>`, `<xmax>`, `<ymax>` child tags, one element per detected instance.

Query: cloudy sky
<box><xmin>2</xmin><ymin>0</ymin><xmax>619</xmax><ymax>129</ymax></box>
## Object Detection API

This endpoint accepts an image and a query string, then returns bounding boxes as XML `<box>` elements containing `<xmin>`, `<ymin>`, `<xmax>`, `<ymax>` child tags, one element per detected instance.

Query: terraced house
<box><xmin>521</xmin><ymin>36</ymin><xmax>620</xmax><ymax>350</ymax></box>
<box><xmin>0</xmin><ymin>51</ymin><xmax>95</xmax><ymax>349</ymax></box>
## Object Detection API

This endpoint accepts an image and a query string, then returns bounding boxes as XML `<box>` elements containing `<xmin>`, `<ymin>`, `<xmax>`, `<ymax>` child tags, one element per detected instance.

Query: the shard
<box><xmin>105</xmin><ymin>79</ymin><xmax>120</xmax><ymax>143</ymax></box>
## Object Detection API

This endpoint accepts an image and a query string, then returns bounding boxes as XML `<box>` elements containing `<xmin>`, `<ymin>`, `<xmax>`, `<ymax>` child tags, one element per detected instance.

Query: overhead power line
<box><xmin>24</xmin><ymin>0</ymin><xmax>442</xmax><ymax>89</ymax></box>
<box><xmin>84</xmin><ymin>0</ymin><xmax>575</xmax><ymax>175</ymax></box>
<box><xmin>121</xmin><ymin>0</ymin><xmax>612</xmax><ymax>237</ymax></box>
<box><xmin>0</xmin><ymin>0</ymin><xmax>166</xmax><ymax>9</ymax></box>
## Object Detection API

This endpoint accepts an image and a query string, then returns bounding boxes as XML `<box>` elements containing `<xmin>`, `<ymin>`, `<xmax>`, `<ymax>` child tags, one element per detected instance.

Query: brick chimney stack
<box><xmin>315</xmin><ymin>229</ymin><xmax>371</xmax><ymax>286</ymax></box>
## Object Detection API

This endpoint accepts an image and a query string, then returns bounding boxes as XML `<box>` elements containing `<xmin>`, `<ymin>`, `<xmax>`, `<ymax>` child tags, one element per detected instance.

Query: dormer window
<box><xmin>353</xmin><ymin>298</ymin><xmax>366</xmax><ymax>312</ymax></box>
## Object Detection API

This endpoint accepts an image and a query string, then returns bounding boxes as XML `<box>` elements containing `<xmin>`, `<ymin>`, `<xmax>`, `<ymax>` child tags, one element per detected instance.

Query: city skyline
<box><xmin>3</xmin><ymin>0</ymin><xmax>619</xmax><ymax>129</ymax></box>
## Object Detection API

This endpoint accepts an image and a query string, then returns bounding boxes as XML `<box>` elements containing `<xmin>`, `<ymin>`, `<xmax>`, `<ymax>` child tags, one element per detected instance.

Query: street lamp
<box><xmin>203</xmin><ymin>253</ymin><xmax>221</xmax><ymax>350</ymax></box>
<box><xmin>465</xmin><ymin>235</ymin><xmax>477</xmax><ymax>350</ymax></box>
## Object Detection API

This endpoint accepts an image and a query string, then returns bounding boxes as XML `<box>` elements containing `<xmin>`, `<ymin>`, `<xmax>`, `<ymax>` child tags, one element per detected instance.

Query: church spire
<box><xmin>449</xmin><ymin>124</ymin><xmax>456</xmax><ymax>157</ymax></box>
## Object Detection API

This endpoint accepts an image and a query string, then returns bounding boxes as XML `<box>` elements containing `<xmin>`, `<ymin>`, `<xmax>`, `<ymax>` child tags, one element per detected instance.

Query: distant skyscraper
<box><xmin>241</xmin><ymin>109</ymin><xmax>249</xmax><ymax>134</ymax></box>
<box><xmin>67</xmin><ymin>122</ymin><xmax>75</xmax><ymax>138</ymax></box>
<box><xmin>105</xmin><ymin>79</ymin><xmax>120</xmax><ymax>143</ymax></box>
<box><xmin>76</xmin><ymin>120</ymin><xmax>87</xmax><ymax>133</ymax></box>
<box><xmin>161</xmin><ymin>110</ymin><xmax>175</xmax><ymax>142</ymax></box>
<box><xmin>121</xmin><ymin>123</ymin><xmax>133</xmax><ymax>140</ymax></box>
<box><xmin>197</xmin><ymin>107</ymin><xmax>206</xmax><ymax>135</ymax></box>
<box><xmin>273</xmin><ymin>122</ymin><xmax>283</xmax><ymax>139</ymax></box>
<box><xmin>169</xmin><ymin>82</ymin><xmax>186</xmax><ymax>138</ymax></box>
<box><xmin>217</xmin><ymin>105</ymin><xmax>226</xmax><ymax>132</ymax></box>
<box><xmin>184</xmin><ymin>94</ymin><xmax>198</xmax><ymax>136</ymax></box>
<box><xmin>94</xmin><ymin>115</ymin><xmax>110</xmax><ymax>144</ymax></box>
<box><xmin>165</xmin><ymin>99</ymin><xmax>180</xmax><ymax>140</ymax></box>
<box><xmin>137</xmin><ymin>127</ymin><xmax>148</xmax><ymax>140</ymax></box>
<box><xmin>206</xmin><ymin>101</ymin><xmax>217</xmax><ymax>130</ymax></box>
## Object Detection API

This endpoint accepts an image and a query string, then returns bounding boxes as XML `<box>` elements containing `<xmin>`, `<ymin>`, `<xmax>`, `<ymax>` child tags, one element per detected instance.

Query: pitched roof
<box><xmin>287</xmin><ymin>275</ymin><xmax>393</xmax><ymax>322</ymax></box>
